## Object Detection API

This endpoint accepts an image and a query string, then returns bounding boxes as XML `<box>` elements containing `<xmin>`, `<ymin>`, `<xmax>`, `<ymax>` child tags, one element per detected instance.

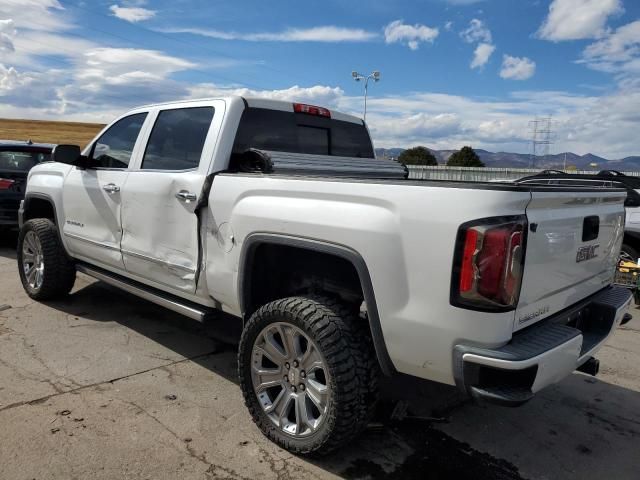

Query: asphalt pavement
<box><xmin>1</xmin><ymin>231</ymin><xmax>639</xmax><ymax>479</ymax></box>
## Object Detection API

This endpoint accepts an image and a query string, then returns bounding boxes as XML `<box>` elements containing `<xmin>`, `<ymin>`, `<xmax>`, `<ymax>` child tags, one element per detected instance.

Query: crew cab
<box><xmin>17</xmin><ymin>97</ymin><xmax>631</xmax><ymax>453</ymax></box>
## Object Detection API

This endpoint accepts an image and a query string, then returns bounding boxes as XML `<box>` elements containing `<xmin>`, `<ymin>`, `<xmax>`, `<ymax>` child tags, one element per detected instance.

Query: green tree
<box><xmin>398</xmin><ymin>146</ymin><xmax>438</xmax><ymax>166</ymax></box>
<box><xmin>446</xmin><ymin>146</ymin><xmax>485</xmax><ymax>167</ymax></box>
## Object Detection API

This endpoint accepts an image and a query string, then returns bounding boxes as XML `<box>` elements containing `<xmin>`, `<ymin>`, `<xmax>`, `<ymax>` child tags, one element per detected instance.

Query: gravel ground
<box><xmin>1</xmin><ymin>232</ymin><xmax>639</xmax><ymax>479</ymax></box>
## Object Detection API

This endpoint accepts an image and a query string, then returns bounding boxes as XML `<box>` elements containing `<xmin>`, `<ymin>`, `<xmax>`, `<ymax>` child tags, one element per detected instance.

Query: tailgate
<box><xmin>515</xmin><ymin>188</ymin><xmax>626</xmax><ymax>331</ymax></box>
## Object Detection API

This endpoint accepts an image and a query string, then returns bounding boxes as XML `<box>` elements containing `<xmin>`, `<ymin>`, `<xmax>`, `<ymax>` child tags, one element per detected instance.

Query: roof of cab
<box><xmin>136</xmin><ymin>95</ymin><xmax>364</xmax><ymax>125</ymax></box>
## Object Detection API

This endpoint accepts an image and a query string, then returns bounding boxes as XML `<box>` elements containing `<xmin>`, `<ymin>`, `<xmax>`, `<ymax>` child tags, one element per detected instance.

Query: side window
<box><xmin>91</xmin><ymin>113</ymin><xmax>147</xmax><ymax>168</ymax></box>
<box><xmin>142</xmin><ymin>107</ymin><xmax>214</xmax><ymax>171</ymax></box>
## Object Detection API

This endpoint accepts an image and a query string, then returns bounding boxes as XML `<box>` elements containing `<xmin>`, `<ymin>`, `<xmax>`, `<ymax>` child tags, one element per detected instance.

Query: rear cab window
<box><xmin>231</xmin><ymin>108</ymin><xmax>374</xmax><ymax>159</ymax></box>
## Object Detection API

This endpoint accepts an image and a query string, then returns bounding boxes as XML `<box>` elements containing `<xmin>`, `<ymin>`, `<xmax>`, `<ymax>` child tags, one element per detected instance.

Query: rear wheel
<box><xmin>17</xmin><ymin>219</ymin><xmax>76</xmax><ymax>300</ymax></box>
<box><xmin>238</xmin><ymin>295</ymin><xmax>378</xmax><ymax>454</ymax></box>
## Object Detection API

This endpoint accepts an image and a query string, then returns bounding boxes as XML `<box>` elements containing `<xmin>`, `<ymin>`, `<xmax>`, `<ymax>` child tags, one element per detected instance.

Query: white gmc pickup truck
<box><xmin>17</xmin><ymin>96</ymin><xmax>632</xmax><ymax>454</ymax></box>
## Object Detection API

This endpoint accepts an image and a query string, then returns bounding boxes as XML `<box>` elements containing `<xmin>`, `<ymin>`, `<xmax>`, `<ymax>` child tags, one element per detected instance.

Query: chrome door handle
<box><xmin>175</xmin><ymin>190</ymin><xmax>197</xmax><ymax>203</ymax></box>
<box><xmin>103</xmin><ymin>183</ymin><xmax>120</xmax><ymax>194</ymax></box>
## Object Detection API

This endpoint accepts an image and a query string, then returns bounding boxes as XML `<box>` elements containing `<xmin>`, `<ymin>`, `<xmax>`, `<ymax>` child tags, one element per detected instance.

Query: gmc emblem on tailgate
<box><xmin>576</xmin><ymin>244</ymin><xmax>599</xmax><ymax>263</ymax></box>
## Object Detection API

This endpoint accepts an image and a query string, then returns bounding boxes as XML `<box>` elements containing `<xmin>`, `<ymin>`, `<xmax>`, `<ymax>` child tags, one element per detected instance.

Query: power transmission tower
<box><xmin>529</xmin><ymin>116</ymin><xmax>554</xmax><ymax>168</ymax></box>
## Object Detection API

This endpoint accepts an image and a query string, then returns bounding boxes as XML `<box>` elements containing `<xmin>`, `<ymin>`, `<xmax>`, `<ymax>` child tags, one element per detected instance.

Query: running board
<box><xmin>76</xmin><ymin>264</ymin><xmax>211</xmax><ymax>322</ymax></box>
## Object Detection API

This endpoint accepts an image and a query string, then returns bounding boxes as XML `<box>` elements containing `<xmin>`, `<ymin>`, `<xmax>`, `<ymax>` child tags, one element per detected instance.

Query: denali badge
<box><xmin>576</xmin><ymin>244</ymin><xmax>599</xmax><ymax>263</ymax></box>
<box><xmin>518</xmin><ymin>305</ymin><xmax>550</xmax><ymax>324</ymax></box>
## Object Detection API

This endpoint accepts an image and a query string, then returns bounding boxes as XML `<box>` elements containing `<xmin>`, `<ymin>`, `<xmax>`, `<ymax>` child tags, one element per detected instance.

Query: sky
<box><xmin>0</xmin><ymin>0</ymin><xmax>639</xmax><ymax>159</ymax></box>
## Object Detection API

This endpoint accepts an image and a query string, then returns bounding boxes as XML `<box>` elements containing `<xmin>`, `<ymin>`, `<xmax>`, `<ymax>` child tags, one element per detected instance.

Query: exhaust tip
<box><xmin>577</xmin><ymin>357</ymin><xmax>600</xmax><ymax>377</ymax></box>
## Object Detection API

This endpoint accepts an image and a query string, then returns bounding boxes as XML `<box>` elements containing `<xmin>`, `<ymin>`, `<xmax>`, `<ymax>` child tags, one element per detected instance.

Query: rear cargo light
<box><xmin>451</xmin><ymin>216</ymin><xmax>527</xmax><ymax>311</ymax></box>
<box><xmin>0</xmin><ymin>178</ymin><xmax>15</xmax><ymax>190</ymax></box>
<box><xmin>293</xmin><ymin>103</ymin><xmax>331</xmax><ymax>118</ymax></box>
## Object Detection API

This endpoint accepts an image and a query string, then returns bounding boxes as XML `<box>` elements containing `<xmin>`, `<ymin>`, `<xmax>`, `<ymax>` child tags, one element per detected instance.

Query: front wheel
<box><xmin>17</xmin><ymin>219</ymin><xmax>76</xmax><ymax>300</ymax></box>
<box><xmin>238</xmin><ymin>296</ymin><xmax>378</xmax><ymax>454</ymax></box>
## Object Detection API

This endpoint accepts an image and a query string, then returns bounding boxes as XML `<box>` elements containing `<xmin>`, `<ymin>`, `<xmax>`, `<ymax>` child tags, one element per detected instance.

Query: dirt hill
<box><xmin>0</xmin><ymin>118</ymin><xmax>105</xmax><ymax>148</ymax></box>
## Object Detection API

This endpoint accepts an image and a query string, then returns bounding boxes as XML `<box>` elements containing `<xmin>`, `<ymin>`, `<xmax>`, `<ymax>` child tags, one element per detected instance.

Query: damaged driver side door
<box><xmin>119</xmin><ymin>102</ymin><xmax>220</xmax><ymax>294</ymax></box>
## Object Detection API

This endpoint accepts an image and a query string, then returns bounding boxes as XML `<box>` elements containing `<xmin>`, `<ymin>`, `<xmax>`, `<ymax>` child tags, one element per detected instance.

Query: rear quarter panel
<box><xmin>205</xmin><ymin>175</ymin><xmax>532</xmax><ymax>384</ymax></box>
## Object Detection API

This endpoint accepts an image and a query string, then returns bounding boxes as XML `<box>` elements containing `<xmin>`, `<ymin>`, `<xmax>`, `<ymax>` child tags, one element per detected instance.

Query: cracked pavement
<box><xmin>1</xmin><ymin>233</ymin><xmax>639</xmax><ymax>479</ymax></box>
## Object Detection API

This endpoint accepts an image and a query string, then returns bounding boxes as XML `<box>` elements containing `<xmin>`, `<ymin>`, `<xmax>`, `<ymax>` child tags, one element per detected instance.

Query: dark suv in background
<box><xmin>0</xmin><ymin>141</ymin><xmax>53</xmax><ymax>231</ymax></box>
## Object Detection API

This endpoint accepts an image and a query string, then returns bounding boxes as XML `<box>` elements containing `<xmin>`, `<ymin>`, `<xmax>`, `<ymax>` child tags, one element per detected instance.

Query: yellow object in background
<box><xmin>619</xmin><ymin>261</ymin><xmax>640</xmax><ymax>270</ymax></box>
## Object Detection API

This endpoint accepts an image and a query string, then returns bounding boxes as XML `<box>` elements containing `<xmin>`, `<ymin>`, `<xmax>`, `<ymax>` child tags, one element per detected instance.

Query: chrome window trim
<box><xmin>79</xmin><ymin>167</ymin><xmax>128</xmax><ymax>172</ymax></box>
<box><xmin>126</xmin><ymin>167</ymin><xmax>199</xmax><ymax>174</ymax></box>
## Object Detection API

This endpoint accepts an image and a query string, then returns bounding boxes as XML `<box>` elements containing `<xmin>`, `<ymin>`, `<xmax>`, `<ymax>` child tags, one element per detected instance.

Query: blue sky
<box><xmin>1</xmin><ymin>0</ymin><xmax>639</xmax><ymax>158</ymax></box>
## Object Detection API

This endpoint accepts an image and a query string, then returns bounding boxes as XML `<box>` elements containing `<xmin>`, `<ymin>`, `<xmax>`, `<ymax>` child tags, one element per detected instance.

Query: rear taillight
<box><xmin>452</xmin><ymin>216</ymin><xmax>527</xmax><ymax>311</ymax></box>
<box><xmin>293</xmin><ymin>103</ymin><xmax>331</xmax><ymax>118</ymax></box>
<box><xmin>0</xmin><ymin>178</ymin><xmax>15</xmax><ymax>190</ymax></box>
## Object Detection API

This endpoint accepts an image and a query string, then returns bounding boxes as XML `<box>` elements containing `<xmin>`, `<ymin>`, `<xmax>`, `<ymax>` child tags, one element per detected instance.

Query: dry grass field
<box><xmin>0</xmin><ymin>118</ymin><xmax>105</xmax><ymax>148</ymax></box>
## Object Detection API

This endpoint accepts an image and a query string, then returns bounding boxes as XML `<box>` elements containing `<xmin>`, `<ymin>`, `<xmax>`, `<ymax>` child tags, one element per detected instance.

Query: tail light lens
<box><xmin>452</xmin><ymin>216</ymin><xmax>527</xmax><ymax>311</ymax></box>
<box><xmin>0</xmin><ymin>178</ymin><xmax>15</xmax><ymax>190</ymax></box>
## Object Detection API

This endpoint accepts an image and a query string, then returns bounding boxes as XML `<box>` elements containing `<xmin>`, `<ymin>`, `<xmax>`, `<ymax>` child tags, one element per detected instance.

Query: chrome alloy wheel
<box><xmin>22</xmin><ymin>231</ymin><xmax>44</xmax><ymax>290</ymax></box>
<box><xmin>251</xmin><ymin>322</ymin><xmax>330</xmax><ymax>437</ymax></box>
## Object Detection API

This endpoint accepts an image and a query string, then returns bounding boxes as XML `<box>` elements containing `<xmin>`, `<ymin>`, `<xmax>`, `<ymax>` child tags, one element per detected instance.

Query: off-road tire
<box><xmin>238</xmin><ymin>295</ymin><xmax>379</xmax><ymax>454</ymax></box>
<box><xmin>621</xmin><ymin>243</ymin><xmax>639</xmax><ymax>264</ymax></box>
<box><xmin>17</xmin><ymin>219</ymin><xmax>76</xmax><ymax>300</ymax></box>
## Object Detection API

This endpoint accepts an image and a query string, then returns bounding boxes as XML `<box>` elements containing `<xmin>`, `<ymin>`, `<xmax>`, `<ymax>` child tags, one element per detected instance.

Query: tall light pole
<box><xmin>352</xmin><ymin>70</ymin><xmax>380</xmax><ymax>122</ymax></box>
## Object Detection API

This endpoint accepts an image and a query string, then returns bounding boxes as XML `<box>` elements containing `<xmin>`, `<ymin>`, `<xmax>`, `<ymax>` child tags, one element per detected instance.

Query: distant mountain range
<box><xmin>375</xmin><ymin>147</ymin><xmax>640</xmax><ymax>171</ymax></box>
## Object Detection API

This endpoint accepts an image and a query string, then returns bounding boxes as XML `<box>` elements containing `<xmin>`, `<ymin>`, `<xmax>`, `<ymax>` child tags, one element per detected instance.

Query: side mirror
<box><xmin>52</xmin><ymin>144</ymin><xmax>87</xmax><ymax>168</ymax></box>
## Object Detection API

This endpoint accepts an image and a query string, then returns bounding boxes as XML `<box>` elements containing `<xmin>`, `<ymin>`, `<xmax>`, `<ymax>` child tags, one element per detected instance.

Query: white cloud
<box><xmin>0</xmin><ymin>64</ymin><xmax>63</xmax><ymax>110</ymax></box>
<box><xmin>189</xmin><ymin>84</ymin><xmax>345</xmax><ymax>108</ymax></box>
<box><xmin>0</xmin><ymin>19</ymin><xmax>16</xmax><ymax>55</ymax></box>
<box><xmin>580</xmin><ymin>20</ymin><xmax>640</xmax><ymax>76</ymax></box>
<box><xmin>0</xmin><ymin>0</ymin><xmax>96</xmax><ymax>68</ymax></box>
<box><xmin>460</xmin><ymin>20</ymin><xmax>495</xmax><ymax>71</ymax></box>
<box><xmin>78</xmin><ymin>48</ymin><xmax>194</xmax><ymax>78</ymax></box>
<box><xmin>383</xmin><ymin>20</ymin><xmax>439</xmax><ymax>50</ymax></box>
<box><xmin>537</xmin><ymin>0</ymin><xmax>623</xmax><ymax>41</ymax></box>
<box><xmin>500</xmin><ymin>55</ymin><xmax>536</xmax><ymax>80</ymax></box>
<box><xmin>109</xmin><ymin>4</ymin><xmax>156</xmax><ymax>23</ymax></box>
<box><xmin>470</xmin><ymin>42</ymin><xmax>495</xmax><ymax>69</ymax></box>
<box><xmin>11</xmin><ymin>31</ymin><xmax>97</xmax><ymax>65</ymax></box>
<box><xmin>360</xmin><ymin>87</ymin><xmax>640</xmax><ymax>158</ymax></box>
<box><xmin>444</xmin><ymin>21</ymin><xmax>453</xmax><ymax>32</ymax></box>
<box><xmin>372</xmin><ymin>112</ymin><xmax>463</xmax><ymax>141</ymax></box>
<box><xmin>2</xmin><ymin>67</ymin><xmax>640</xmax><ymax>158</ymax></box>
<box><xmin>460</xmin><ymin>18</ymin><xmax>492</xmax><ymax>43</ymax></box>
<box><xmin>0</xmin><ymin>0</ymin><xmax>638</xmax><ymax>160</ymax></box>
<box><xmin>0</xmin><ymin>64</ymin><xmax>20</xmax><ymax>90</ymax></box>
<box><xmin>163</xmin><ymin>26</ymin><xmax>377</xmax><ymax>42</ymax></box>
<box><xmin>61</xmin><ymin>48</ymin><xmax>195</xmax><ymax>111</ymax></box>
<box><xmin>120</xmin><ymin>0</ymin><xmax>150</xmax><ymax>6</ymax></box>
<box><xmin>0</xmin><ymin>0</ymin><xmax>67</xmax><ymax>32</ymax></box>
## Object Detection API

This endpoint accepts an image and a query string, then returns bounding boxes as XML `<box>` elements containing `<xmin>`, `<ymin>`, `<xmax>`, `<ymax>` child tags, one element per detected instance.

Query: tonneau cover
<box><xmin>239</xmin><ymin>149</ymin><xmax>408</xmax><ymax>179</ymax></box>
